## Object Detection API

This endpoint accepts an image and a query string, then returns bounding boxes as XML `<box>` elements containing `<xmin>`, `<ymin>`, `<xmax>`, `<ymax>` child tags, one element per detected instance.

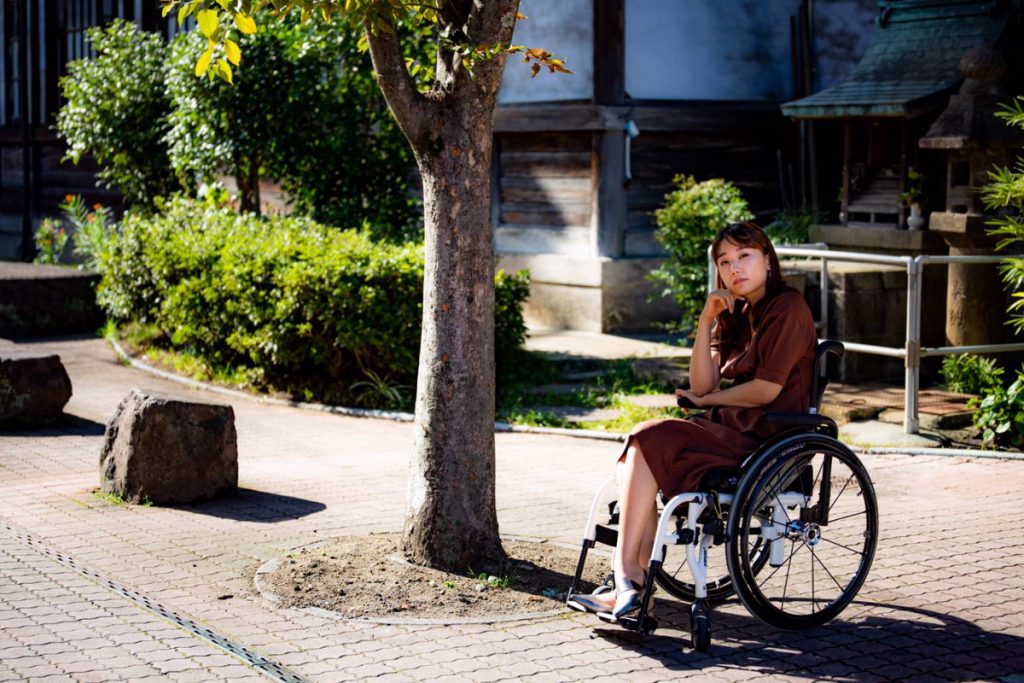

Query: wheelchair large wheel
<box><xmin>726</xmin><ymin>437</ymin><xmax>877</xmax><ymax>630</ymax></box>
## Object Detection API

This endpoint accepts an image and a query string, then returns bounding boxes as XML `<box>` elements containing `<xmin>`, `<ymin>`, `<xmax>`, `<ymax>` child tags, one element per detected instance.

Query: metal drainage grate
<box><xmin>1</xmin><ymin>521</ymin><xmax>312</xmax><ymax>683</ymax></box>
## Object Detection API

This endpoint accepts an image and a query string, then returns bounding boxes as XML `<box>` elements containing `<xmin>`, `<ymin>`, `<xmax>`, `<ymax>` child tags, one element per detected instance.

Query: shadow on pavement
<box><xmin>0</xmin><ymin>413</ymin><xmax>107</xmax><ymax>437</ymax></box>
<box><xmin>179</xmin><ymin>488</ymin><xmax>326</xmax><ymax>523</ymax></box>
<box><xmin>589</xmin><ymin>598</ymin><xmax>1024</xmax><ymax>679</ymax></box>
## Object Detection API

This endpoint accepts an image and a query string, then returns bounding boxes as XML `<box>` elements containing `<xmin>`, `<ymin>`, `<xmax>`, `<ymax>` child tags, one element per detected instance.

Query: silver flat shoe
<box><xmin>611</xmin><ymin>578</ymin><xmax>644</xmax><ymax>620</ymax></box>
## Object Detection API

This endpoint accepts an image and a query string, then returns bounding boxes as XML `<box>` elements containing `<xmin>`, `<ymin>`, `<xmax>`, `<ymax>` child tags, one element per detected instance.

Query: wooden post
<box><xmin>19</xmin><ymin>0</ymin><xmax>33</xmax><ymax>261</ymax></box>
<box><xmin>842</xmin><ymin>121</ymin><xmax>851</xmax><ymax>226</ymax></box>
<box><xmin>593</xmin><ymin>0</ymin><xmax>625</xmax><ymax>258</ymax></box>
<box><xmin>899</xmin><ymin>119</ymin><xmax>908</xmax><ymax>228</ymax></box>
<box><xmin>594</xmin><ymin>130</ymin><xmax>626</xmax><ymax>258</ymax></box>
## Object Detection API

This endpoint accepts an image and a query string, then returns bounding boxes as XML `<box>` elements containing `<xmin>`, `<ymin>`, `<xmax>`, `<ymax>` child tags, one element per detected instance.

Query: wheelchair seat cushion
<box><xmin>698</xmin><ymin>468</ymin><xmax>740</xmax><ymax>493</ymax></box>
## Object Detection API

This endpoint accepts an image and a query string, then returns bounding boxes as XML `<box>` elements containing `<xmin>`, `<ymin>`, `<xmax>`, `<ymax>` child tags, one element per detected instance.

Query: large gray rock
<box><xmin>0</xmin><ymin>353</ymin><xmax>73</xmax><ymax>428</ymax></box>
<box><xmin>100</xmin><ymin>389</ymin><xmax>238</xmax><ymax>504</ymax></box>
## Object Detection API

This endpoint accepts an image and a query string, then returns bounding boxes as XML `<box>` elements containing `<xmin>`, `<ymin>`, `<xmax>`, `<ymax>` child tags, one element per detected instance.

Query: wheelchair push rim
<box><xmin>726</xmin><ymin>439</ymin><xmax>878</xmax><ymax>630</ymax></box>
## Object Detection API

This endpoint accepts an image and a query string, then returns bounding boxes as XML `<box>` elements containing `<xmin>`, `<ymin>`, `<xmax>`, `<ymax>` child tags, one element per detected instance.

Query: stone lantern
<box><xmin>919</xmin><ymin>42</ymin><xmax>1024</xmax><ymax>347</ymax></box>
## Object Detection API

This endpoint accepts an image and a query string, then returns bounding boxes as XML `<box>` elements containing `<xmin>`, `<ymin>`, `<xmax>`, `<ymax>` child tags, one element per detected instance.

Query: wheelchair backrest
<box><xmin>809</xmin><ymin>340</ymin><xmax>844</xmax><ymax>414</ymax></box>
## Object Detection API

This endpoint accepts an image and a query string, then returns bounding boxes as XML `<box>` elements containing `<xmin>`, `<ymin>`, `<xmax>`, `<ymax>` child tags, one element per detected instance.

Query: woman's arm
<box><xmin>678</xmin><ymin>378</ymin><xmax>783</xmax><ymax>409</ymax></box>
<box><xmin>688</xmin><ymin>290</ymin><xmax>733</xmax><ymax>396</ymax></box>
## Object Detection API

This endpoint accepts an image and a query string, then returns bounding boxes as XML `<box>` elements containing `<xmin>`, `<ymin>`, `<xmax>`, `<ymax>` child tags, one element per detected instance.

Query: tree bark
<box><xmin>365</xmin><ymin>0</ymin><xmax>520</xmax><ymax>571</ymax></box>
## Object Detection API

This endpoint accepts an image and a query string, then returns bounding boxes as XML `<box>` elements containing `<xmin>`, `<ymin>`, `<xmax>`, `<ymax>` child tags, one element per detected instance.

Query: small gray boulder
<box><xmin>100</xmin><ymin>389</ymin><xmax>238</xmax><ymax>504</ymax></box>
<box><xmin>0</xmin><ymin>353</ymin><xmax>73</xmax><ymax>428</ymax></box>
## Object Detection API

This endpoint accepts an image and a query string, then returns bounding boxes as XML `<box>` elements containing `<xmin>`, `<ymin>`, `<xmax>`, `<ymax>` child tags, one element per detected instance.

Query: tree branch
<box><xmin>364</xmin><ymin>18</ymin><xmax>433</xmax><ymax>147</ymax></box>
<box><xmin>460</xmin><ymin>0</ymin><xmax>520</xmax><ymax>101</ymax></box>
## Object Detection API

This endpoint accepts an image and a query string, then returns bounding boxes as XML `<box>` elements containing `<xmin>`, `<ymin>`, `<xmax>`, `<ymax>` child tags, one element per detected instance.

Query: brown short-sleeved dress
<box><xmin>622</xmin><ymin>288</ymin><xmax>817</xmax><ymax>497</ymax></box>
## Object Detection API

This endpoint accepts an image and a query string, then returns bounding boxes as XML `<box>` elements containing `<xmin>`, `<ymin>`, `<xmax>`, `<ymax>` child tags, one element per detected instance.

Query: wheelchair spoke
<box><xmin>826</xmin><ymin>509</ymin><xmax>866</xmax><ymax>525</ymax></box>
<box><xmin>780</xmin><ymin>538</ymin><xmax>795</xmax><ymax>609</ymax></box>
<box><xmin>819</xmin><ymin>535</ymin><xmax>865</xmax><ymax>557</ymax></box>
<box><xmin>755</xmin><ymin>538</ymin><xmax>805</xmax><ymax>591</ymax></box>
<box><xmin>827</xmin><ymin>472</ymin><xmax>856</xmax><ymax>516</ymax></box>
<box><xmin>810</xmin><ymin>544</ymin><xmax>848</xmax><ymax>593</ymax></box>
<box><xmin>810</xmin><ymin>544</ymin><xmax>816</xmax><ymax>608</ymax></box>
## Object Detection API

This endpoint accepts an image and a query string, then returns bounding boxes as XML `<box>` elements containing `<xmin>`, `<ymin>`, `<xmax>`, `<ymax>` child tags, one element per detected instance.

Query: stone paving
<box><xmin>1</xmin><ymin>336</ymin><xmax>1024</xmax><ymax>681</ymax></box>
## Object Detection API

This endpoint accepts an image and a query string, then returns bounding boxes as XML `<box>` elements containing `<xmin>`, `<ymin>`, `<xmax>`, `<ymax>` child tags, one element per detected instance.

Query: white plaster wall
<box><xmin>498</xmin><ymin>0</ymin><xmax>593</xmax><ymax>104</ymax></box>
<box><xmin>625</xmin><ymin>0</ymin><xmax>803</xmax><ymax>101</ymax></box>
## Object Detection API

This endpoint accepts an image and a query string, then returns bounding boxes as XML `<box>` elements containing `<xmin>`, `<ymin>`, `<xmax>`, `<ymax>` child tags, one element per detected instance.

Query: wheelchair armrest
<box><xmin>763</xmin><ymin>412</ymin><xmax>836</xmax><ymax>432</ymax></box>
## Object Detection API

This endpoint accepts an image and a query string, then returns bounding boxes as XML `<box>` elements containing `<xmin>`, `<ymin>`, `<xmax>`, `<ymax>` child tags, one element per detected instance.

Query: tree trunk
<box><xmin>364</xmin><ymin>0</ymin><xmax>521</xmax><ymax>572</ymax></box>
<box><xmin>403</xmin><ymin>103</ymin><xmax>504</xmax><ymax>570</ymax></box>
<box><xmin>236</xmin><ymin>158</ymin><xmax>261</xmax><ymax>214</ymax></box>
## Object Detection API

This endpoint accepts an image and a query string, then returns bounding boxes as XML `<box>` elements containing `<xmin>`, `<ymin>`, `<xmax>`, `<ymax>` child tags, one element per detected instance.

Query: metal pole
<box><xmin>19</xmin><ymin>0</ymin><xmax>33</xmax><ymax>261</ymax></box>
<box><xmin>904</xmin><ymin>257</ymin><xmax>923</xmax><ymax>434</ymax></box>
<box><xmin>819</xmin><ymin>258</ymin><xmax>829</xmax><ymax>338</ymax></box>
<box><xmin>707</xmin><ymin>246</ymin><xmax>716</xmax><ymax>296</ymax></box>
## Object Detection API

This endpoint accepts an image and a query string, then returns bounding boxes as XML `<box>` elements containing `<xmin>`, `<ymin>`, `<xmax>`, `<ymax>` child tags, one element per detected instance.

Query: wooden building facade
<box><xmin>494</xmin><ymin>0</ymin><xmax>876</xmax><ymax>332</ymax></box>
<box><xmin>2</xmin><ymin>0</ymin><xmax>879</xmax><ymax>335</ymax></box>
<box><xmin>0</xmin><ymin>0</ymin><xmax>183</xmax><ymax>260</ymax></box>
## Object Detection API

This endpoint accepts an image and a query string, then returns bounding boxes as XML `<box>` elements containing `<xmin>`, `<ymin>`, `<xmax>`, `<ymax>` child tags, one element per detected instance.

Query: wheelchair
<box><xmin>566</xmin><ymin>341</ymin><xmax>878</xmax><ymax>651</ymax></box>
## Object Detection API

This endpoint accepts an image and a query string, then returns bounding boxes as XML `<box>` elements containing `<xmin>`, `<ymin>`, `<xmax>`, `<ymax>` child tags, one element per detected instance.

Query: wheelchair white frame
<box><xmin>581</xmin><ymin>476</ymin><xmax>808</xmax><ymax>601</ymax></box>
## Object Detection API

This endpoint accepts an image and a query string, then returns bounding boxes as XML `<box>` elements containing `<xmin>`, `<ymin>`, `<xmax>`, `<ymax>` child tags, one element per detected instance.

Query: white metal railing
<box><xmin>708</xmin><ymin>245</ymin><xmax>1024</xmax><ymax>434</ymax></box>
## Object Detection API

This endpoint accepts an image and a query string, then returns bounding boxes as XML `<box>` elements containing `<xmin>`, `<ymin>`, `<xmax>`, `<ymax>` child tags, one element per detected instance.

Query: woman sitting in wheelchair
<box><xmin>571</xmin><ymin>221</ymin><xmax>817</xmax><ymax>620</ymax></box>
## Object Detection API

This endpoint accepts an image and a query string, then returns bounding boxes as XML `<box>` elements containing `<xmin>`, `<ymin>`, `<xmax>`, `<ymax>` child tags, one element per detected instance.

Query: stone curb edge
<box><xmin>108</xmin><ymin>338</ymin><xmax>625</xmax><ymax>442</ymax></box>
<box><xmin>109</xmin><ymin>339</ymin><xmax>1024</xmax><ymax>459</ymax></box>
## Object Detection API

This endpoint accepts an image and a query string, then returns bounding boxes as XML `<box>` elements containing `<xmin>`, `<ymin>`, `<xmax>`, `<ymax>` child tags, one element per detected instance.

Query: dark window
<box><xmin>2</xmin><ymin>0</ymin><xmax>22</xmax><ymax>125</ymax></box>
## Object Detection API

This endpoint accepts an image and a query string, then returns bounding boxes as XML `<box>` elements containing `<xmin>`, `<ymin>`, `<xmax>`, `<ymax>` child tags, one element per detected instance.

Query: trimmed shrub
<box><xmin>648</xmin><ymin>175</ymin><xmax>753</xmax><ymax>337</ymax></box>
<box><xmin>97</xmin><ymin>199</ymin><xmax>527</xmax><ymax>407</ymax></box>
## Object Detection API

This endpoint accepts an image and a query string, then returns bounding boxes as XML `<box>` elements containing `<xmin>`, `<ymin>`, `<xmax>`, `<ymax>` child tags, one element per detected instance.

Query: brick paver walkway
<box><xmin>1</xmin><ymin>336</ymin><xmax>1023</xmax><ymax>681</ymax></box>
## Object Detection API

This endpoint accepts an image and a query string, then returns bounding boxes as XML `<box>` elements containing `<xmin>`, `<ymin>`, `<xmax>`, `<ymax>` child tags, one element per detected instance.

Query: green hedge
<box><xmin>98</xmin><ymin>199</ymin><xmax>528</xmax><ymax>407</ymax></box>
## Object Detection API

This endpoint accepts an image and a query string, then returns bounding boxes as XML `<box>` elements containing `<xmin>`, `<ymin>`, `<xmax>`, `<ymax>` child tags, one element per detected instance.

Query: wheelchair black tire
<box><xmin>726</xmin><ymin>436</ymin><xmax>878</xmax><ymax>630</ymax></box>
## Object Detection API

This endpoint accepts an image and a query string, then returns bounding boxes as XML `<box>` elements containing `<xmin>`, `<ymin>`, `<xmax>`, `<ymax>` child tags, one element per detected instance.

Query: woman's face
<box><xmin>715</xmin><ymin>239</ymin><xmax>769</xmax><ymax>303</ymax></box>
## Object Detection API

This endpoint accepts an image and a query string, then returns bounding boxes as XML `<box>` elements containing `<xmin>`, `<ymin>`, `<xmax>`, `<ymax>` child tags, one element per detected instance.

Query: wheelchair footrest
<box><xmin>597</xmin><ymin>611</ymin><xmax>658</xmax><ymax>634</ymax></box>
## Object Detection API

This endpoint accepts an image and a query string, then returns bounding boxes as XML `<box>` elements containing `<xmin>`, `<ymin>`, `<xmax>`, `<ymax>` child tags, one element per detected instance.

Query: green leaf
<box><xmin>197</xmin><ymin>9</ymin><xmax>218</xmax><ymax>38</ymax></box>
<box><xmin>195</xmin><ymin>48</ymin><xmax>214</xmax><ymax>77</ymax></box>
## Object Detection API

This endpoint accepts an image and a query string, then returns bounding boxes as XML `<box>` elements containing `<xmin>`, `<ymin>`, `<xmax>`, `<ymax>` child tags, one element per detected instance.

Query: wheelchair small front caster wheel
<box><xmin>690</xmin><ymin>599</ymin><xmax>711</xmax><ymax>652</ymax></box>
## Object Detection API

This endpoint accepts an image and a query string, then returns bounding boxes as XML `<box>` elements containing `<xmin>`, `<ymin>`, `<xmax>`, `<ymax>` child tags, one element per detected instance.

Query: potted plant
<box><xmin>899</xmin><ymin>167</ymin><xmax>928</xmax><ymax>230</ymax></box>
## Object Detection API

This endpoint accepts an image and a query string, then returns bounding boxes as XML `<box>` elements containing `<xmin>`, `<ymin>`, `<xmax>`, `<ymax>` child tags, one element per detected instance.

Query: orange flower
<box><xmin>86</xmin><ymin>213</ymin><xmax>96</xmax><ymax>222</ymax></box>
<box><xmin>93</xmin><ymin>203</ymin><xmax>102</xmax><ymax>211</ymax></box>
<box><xmin>64</xmin><ymin>194</ymin><xmax>74</xmax><ymax>203</ymax></box>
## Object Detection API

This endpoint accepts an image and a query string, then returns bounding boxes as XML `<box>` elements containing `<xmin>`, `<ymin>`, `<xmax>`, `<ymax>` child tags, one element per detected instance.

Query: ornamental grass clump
<box><xmin>97</xmin><ymin>198</ymin><xmax>527</xmax><ymax>409</ymax></box>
